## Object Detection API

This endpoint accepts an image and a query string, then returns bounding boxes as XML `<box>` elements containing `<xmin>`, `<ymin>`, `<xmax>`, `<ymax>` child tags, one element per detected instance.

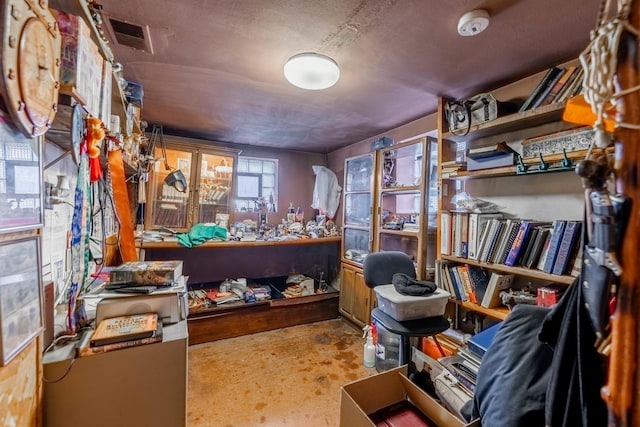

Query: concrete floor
<box><xmin>188</xmin><ymin>319</ymin><xmax>376</xmax><ymax>427</ymax></box>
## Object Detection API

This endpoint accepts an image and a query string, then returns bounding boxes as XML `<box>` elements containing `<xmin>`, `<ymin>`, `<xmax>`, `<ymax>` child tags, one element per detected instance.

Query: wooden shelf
<box><xmin>380</xmin><ymin>185</ymin><xmax>422</xmax><ymax>194</ymax></box>
<box><xmin>379</xmin><ymin>229</ymin><xmax>421</xmax><ymax>237</ymax></box>
<box><xmin>441</xmin><ymin>255</ymin><xmax>576</xmax><ymax>285</ymax></box>
<box><xmin>442</xmin><ymin>102</ymin><xmax>566</xmax><ymax>142</ymax></box>
<box><xmin>450</xmin><ymin>299</ymin><xmax>511</xmax><ymax>320</ymax></box>
<box><xmin>138</xmin><ymin>236</ymin><xmax>341</xmax><ymax>249</ymax></box>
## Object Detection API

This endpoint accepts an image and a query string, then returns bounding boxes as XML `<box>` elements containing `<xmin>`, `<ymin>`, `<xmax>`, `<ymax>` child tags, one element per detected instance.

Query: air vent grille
<box><xmin>106</xmin><ymin>17</ymin><xmax>153</xmax><ymax>53</ymax></box>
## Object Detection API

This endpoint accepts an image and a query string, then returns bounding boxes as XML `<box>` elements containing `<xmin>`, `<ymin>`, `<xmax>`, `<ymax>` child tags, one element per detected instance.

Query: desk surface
<box><xmin>137</xmin><ymin>236</ymin><xmax>341</xmax><ymax>249</ymax></box>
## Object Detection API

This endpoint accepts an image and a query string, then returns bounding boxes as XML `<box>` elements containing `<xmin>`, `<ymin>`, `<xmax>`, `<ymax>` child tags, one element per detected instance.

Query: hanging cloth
<box><xmin>108</xmin><ymin>148</ymin><xmax>138</xmax><ymax>262</ymax></box>
<box><xmin>311</xmin><ymin>165</ymin><xmax>341</xmax><ymax>220</ymax></box>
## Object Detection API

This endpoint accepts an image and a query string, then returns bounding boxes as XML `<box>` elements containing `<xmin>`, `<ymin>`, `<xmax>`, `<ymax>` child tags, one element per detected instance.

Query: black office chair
<box><xmin>363</xmin><ymin>251</ymin><xmax>450</xmax><ymax>367</ymax></box>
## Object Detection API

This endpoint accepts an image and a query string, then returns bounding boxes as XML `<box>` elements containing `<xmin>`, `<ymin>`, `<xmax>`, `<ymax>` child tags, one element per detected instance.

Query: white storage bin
<box><xmin>374</xmin><ymin>285</ymin><xmax>450</xmax><ymax>321</ymax></box>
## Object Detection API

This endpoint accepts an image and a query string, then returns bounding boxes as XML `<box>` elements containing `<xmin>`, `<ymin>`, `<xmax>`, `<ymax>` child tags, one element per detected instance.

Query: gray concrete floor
<box><xmin>188</xmin><ymin>318</ymin><xmax>376</xmax><ymax>426</ymax></box>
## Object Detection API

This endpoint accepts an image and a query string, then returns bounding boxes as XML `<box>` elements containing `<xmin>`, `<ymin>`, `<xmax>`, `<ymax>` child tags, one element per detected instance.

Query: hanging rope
<box><xmin>580</xmin><ymin>0</ymin><xmax>640</xmax><ymax>148</ymax></box>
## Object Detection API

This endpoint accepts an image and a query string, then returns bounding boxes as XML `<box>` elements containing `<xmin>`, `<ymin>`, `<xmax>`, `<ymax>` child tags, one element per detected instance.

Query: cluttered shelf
<box><xmin>442</xmin><ymin>102</ymin><xmax>566</xmax><ymax>142</ymax></box>
<box><xmin>137</xmin><ymin>235</ymin><xmax>341</xmax><ymax>249</ymax></box>
<box><xmin>441</xmin><ymin>254</ymin><xmax>576</xmax><ymax>285</ymax></box>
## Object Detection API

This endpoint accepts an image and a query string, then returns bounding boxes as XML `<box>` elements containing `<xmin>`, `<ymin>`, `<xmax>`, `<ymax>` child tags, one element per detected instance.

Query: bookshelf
<box><xmin>437</xmin><ymin>94</ymin><xmax>585</xmax><ymax>321</ymax></box>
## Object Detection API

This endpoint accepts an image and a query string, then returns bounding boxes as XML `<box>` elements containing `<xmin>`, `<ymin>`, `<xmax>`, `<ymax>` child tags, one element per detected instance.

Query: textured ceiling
<box><xmin>62</xmin><ymin>0</ymin><xmax>602</xmax><ymax>153</ymax></box>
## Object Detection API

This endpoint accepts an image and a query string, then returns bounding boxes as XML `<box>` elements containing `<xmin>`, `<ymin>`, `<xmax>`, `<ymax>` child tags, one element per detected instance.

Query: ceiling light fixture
<box><xmin>457</xmin><ymin>9</ymin><xmax>490</xmax><ymax>36</ymax></box>
<box><xmin>283</xmin><ymin>52</ymin><xmax>340</xmax><ymax>90</ymax></box>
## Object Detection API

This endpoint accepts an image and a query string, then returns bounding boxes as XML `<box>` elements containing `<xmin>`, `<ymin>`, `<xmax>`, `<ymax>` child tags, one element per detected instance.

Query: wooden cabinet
<box><xmin>146</xmin><ymin>135</ymin><xmax>239</xmax><ymax>231</ymax></box>
<box><xmin>375</xmin><ymin>137</ymin><xmax>439</xmax><ymax>280</ymax></box>
<box><xmin>437</xmin><ymin>98</ymin><xmax>586</xmax><ymax>321</ymax></box>
<box><xmin>339</xmin><ymin>262</ymin><xmax>374</xmax><ymax>328</ymax></box>
<box><xmin>339</xmin><ymin>139</ymin><xmax>439</xmax><ymax>327</ymax></box>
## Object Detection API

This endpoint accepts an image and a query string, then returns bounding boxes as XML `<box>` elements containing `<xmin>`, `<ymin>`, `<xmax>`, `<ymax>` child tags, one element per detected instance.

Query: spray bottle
<box><xmin>362</xmin><ymin>324</ymin><xmax>376</xmax><ymax>368</ymax></box>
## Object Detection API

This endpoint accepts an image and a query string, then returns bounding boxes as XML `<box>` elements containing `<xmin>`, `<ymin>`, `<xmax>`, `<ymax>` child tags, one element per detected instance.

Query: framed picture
<box><xmin>177</xmin><ymin>158</ymin><xmax>191</xmax><ymax>175</ymax></box>
<box><xmin>0</xmin><ymin>236</ymin><xmax>43</xmax><ymax>365</ymax></box>
<box><xmin>0</xmin><ymin>121</ymin><xmax>43</xmax><ymax>233</ymax></box>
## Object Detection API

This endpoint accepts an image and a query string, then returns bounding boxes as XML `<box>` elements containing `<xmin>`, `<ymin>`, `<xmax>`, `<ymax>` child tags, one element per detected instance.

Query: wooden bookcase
<box><xmin>436</xmin><ymin>97</ymin><xmax>585</xmax><ymax>322</ymax></box>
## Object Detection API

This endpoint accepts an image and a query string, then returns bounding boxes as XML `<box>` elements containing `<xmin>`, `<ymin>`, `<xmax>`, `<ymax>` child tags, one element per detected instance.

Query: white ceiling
<box><xmin>51</xmin><ymin>0</ymin><xmax>602</xmax><ymax>153</ymax></box>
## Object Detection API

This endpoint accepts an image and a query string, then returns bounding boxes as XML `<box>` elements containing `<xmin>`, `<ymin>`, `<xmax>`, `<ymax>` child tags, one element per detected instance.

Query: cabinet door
<box><xmin>196</xmin><ymin>152</ymin><xmax>234</xmax><ymax>225</ymax></box>
<box><xmin>147</xmin><ymin>146</ymin><xmax>193</xmax><ymax>231</ymax></box>
<box><xmin>339</xmin><ymin>264</ymin><xmax>373</xmax><ymax>328</ymax></box>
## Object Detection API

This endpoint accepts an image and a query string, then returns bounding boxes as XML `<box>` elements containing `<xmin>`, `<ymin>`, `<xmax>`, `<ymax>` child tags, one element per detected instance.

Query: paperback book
<box><xmin>79</xmin><ymin>322</ymin><xmax>163</xmax><ymax>357</ymax></box>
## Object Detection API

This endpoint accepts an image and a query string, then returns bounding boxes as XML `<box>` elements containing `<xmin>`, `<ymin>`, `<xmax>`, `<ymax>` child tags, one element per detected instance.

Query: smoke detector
<box><xmin>457</xmin><ymin>9</ymin><xmax>490</xmax><ymax>36</ymax></box>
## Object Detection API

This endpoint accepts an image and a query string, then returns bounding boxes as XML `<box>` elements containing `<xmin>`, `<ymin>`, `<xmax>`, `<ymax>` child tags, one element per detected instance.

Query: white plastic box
<box><xmin>374</xmin><ymin>285</ymin><xmax>450</xmax><ymax>321</ymax></box>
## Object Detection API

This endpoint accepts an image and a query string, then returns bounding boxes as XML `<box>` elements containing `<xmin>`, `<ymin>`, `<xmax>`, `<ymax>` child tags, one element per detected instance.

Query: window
<box><xmin>235</xmin><ymin>157</ymin><xmax>278</xmax><ymax>212</ymax></box>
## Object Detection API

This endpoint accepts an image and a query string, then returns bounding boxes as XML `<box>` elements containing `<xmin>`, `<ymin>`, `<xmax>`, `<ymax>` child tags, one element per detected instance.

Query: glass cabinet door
<box><xmin>147</xmin><ymin>146</ymin><xmax>192</xmax><ymax>230</ymax></box>
<box><xmin>197</xmin><ymin>152</ymin><xmax>234</xmax><ymax>224</ymax></box>
<box><xmin>342</xmin><ymin>153</ymin><xmax>374</xmax><ymax>265</ymax></box>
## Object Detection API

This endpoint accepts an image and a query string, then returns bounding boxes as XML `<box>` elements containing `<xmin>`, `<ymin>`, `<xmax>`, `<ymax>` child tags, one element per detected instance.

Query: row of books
<box><xmin>435</xmin><ymin>260</ymin><xmax>515</xmax><ymax>309</ymax></box>
<box><xmin>519</xmin><ymin>64</ymin><xmax>584</xmax><ymax>112</ymax></box>
<box><xmin>441</xmin><ymin>212</ymin><xmax>582</xmax><ymax>277</ymax></box>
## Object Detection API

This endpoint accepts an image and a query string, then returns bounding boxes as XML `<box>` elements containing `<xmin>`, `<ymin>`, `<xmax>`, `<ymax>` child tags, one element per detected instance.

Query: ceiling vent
<box><xmin>103</xmin><ymin>15</ymin><xmax>154</xmax><ymax>54</ymax></box>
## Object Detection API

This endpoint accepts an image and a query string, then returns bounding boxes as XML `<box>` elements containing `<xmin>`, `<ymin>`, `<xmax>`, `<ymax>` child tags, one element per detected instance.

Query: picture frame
<box><xmin>0</xmin><ymin>236</ymin><xmax>43</xmax><ymax>365</ymax></box>
<box><xmin>0</xmin><ymin>121</ymin><xmax>43</xmax><ymax>233</ymax></box>
<box><xmin>177</xmin><ymin>158</ymin><xmax>191</xmax><ymax>175</ymax></box>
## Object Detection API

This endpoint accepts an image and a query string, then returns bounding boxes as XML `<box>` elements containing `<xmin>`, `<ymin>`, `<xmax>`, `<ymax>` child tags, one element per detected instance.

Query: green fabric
<box><xmin>177</xmin><ymin>223</ymin><xmax>228</xmax><ymax>248</ymax></box>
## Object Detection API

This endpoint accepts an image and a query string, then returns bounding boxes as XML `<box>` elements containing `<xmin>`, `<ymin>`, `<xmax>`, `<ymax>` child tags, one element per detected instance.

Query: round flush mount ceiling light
<box><xmin>284</xmin><ymin>52</ymin><xmax>340</xmax><ymax>90</ymax></box>
<box><xmin>457</xmin><ymin>9</ymin><xmax>490</xmax><ymax>36</ymax></box>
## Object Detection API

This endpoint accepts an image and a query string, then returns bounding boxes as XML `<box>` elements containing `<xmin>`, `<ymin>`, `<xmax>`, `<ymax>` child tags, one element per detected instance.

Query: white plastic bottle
<box><xmin>362</xmin><ymin>325</ymin><xmax>376</xmax><ymax>368</ymax></box>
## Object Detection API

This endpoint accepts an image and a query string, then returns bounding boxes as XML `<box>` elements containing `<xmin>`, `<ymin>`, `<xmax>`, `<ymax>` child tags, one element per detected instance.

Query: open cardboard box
<box><xmin>340</xmin><ymin>366</ymin><xmax>479</xmax><ymax>427</ymax></box>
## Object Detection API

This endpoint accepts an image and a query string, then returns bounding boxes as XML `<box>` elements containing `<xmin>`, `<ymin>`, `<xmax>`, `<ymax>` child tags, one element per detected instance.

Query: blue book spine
<box><xmin>542</xmin><ymin>220</ymin><xmax>567</xmax><ymax>273</ymax></box>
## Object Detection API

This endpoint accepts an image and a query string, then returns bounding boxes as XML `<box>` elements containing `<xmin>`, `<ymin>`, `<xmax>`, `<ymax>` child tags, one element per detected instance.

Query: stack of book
<box><xmin>105</xmin><ymin>260</ymin><xmax>184</xmax><ymax>293</ymax></box>
<box><xmin>77</xmin><ymin>312</ymin><xmax>163</xmax><ymax>357</ymax></box>
<box><xmin>441</xmin><ymin>212</ymin><xmax>582</xmax><ymax>277</ymax></box>
<box><xmin>435</xmin><ymin>260</ymin><xmax>515</xmax><ymax>308</ymax></box>
<box><xmin>519</xmin><ymin>64</ymin><xmax>584</xmax><ymax>112</ymax></box>
<box><xmin>440</xmin><ymin>160</ymin><xmax>467</xmax><ymax>178</ymax></box>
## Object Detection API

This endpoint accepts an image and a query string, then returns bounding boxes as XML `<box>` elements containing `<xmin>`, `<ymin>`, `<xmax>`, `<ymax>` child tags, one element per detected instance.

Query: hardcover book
<box><xmin>504</xmin><ymin>220</ymin><xmax>551</xmax><ymax>266</ymax></box>
<box><xmin>466</xmin><ymin>265</ymin><xmax>490</xmax><ymax>303</ymax></box>
<box><xmin>468</xmin><ymin>321</ymin><xmax>503</xmax><ymax>358</ymax></box>
<box><xmin>90</xmin><ymin>313</ymin><xmax>159</xmax><ymax>347</ymax></box>
<box><xmin>541</xmin><ymin>220</ymin><xmax>568</xmax><ymax>273</ymax></box>
<box><xmin>525</xmin><ymin>226</ymin><xmax>552</xmax><ymax>269</ymax></box>
<box><xmin>468</xmin><ymin>213</ymin><xmax>503</xmax><ymax>260</ymax></box>
<box><xmin>79</xmin><ymin>322</ymin><xmax>163</xmax><ymax>357</ymax></box>
<box><xmin>481</xmin><ymin>272</ymin><xmax>515</xmax><ymax>308</ymax></box>
<box><xmin>109</xmin><ymin>260</ymin><xmax>183</xmax><ymax>287</ymax></box>
<box><xmin>552</xmin><ymin>220</ymin><xmax>582</xmax><ymax>275</ymax></box>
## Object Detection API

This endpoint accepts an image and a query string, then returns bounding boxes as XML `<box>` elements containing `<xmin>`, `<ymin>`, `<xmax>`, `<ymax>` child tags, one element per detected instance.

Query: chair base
<box><xmin>372</xmin><ymin>308</ymin><xmax>450</xmax><ymax>366</ymax></box>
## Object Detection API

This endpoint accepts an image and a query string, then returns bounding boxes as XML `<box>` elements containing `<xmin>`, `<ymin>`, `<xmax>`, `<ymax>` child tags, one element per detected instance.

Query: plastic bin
<box><xmin>374</xmin><ymin>285</ymin><xmax>450</xmax><ymax>321</ymax></box>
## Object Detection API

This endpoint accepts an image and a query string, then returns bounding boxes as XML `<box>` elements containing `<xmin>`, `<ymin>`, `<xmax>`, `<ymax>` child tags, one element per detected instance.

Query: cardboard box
<box><xmin>340</xmin><ymin>366</ymin><xmax>479</xmax><ymax>427</ymax></box>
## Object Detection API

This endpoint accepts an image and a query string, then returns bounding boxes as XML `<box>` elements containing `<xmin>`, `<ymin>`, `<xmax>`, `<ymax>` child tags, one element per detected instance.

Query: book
<box><xmin>466</xmin><ymin>141</ymin><xmax>518</xmax><ymax>160</ymax></box>
<box><xmin>90</xmin><ymin>313</ymin><xmax>159</xmax><ymax>347</ymax></box>
<box><xmin>529</xmin><ymin>67</ymin><xmax>566</xmax><ymax>110</ymax></box>
<box><xmin>451</xmin><ymin>211</ymin><xmax>469</xmax><ymax>257</ymax></box>
<box><xmin>440</xmin><ymin>211</ymin><xmax>452</xmax><ymax>256</ymax></box>
<box><xmin>542</xmin><ymin>220</ymin><xmax>568</xmax><ymax>273</ymax></box>
<box><xmin>479</xmin><ymin>219</ymin><xmax>503</xmax><ymax>262</ymax></box>
<box><xmin>535</xmin><ymin>225</ymin><xmax>556</xmax><ymax>271</ymax></box>
<box><xmin>525</xmin><ymin>226</ymin><xmax>552</xmax><ymax>269</ymax></box>
<box><xmin>552</xmin><ymin>220</ymin><xmax>582</xmax><ymax>275</ymax></box>
<box><xmin>450</xmin><ymin>266</ymin><xmax>468</xmax><ymax>301</ymax></box>
<box><xmin>503</xmin><ymin>220</ymin><xmax>550</xmax><ymax>266</ymax></box>
<box><xmin>458</xmin><ymin>265</ymin><xmax>477</xmax><ymax>303</ymax></box>
<box><xmin>481</xmin><ymin>272</ymin><xmax>515</xmax><ymax>308</ymax></box>
<box><xmin>539</xmin><ymin>66</ymin><xmax>576</xmax><ymax>106</ymax></box>
<box><xmin>468</xmin><ymin>213</ymin><xmax>502</xmax><ymax>260</ymax></box>
<box><xmin>484</xmin><ymin>219</ymin><xmax>507</xmax><ymax>263</ymax></box>
<box><xmin>468</xmin><ymin>321</ymin><xmax>502</xmax><ymax>358</ymax></box>
<box><xmin>108</xmin><ymin>260</ymin><xmax>184</xmax><ymax>287</ymax></box>
<box><xmin>78</xmin><ymin>322</ymin><xmax>163</xmax><ymax>357</ymax></box>
<box><xmin>519</xmin><ymin>66</ymin><xmax>564</xmax><ymax>112</ymax></box>
<box><xmin>466</xmin><ymin>265</ymin><xmax>490</xmax><ymax>303</ymax></box>
<box><xmin>493</xmin><ymin>219</ymin><xmax>520</xmax><ymax>264</ymax></box>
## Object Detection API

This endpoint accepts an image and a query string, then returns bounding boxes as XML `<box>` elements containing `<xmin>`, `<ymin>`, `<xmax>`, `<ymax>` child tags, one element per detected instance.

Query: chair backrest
<box><xmin>362</xmin><ymin>251</ymin><xmax>416</xmax><ymax>288</ymax></box>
